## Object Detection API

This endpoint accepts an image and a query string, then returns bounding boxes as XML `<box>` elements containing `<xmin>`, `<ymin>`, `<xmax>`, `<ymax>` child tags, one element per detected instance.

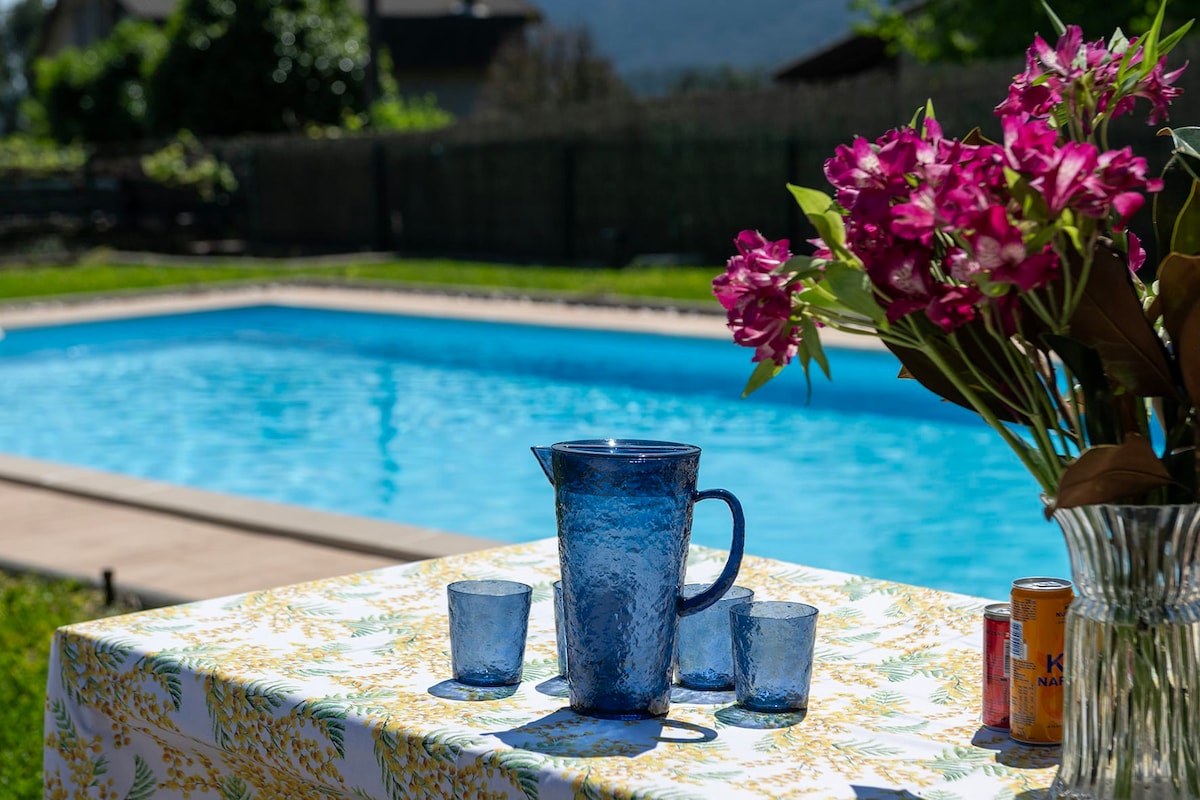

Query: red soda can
<box><xmin>982</xmin><ymin>602</ymin><xmax>1011</xmax><ymax>730</ymax></box>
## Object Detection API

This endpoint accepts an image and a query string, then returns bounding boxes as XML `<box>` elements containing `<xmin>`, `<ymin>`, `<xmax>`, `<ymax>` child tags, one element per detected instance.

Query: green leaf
<box><xmin>885</xmin><ymin>338</ymin><xmax>1024</xmax><ymax>424</ymax></box>
<box><xmin>741</xmin><ymin>358</ymin><xmax>783</xmax><ymax>398</ymax></box>
<box><xmin>1042</xmin><ymin>334</ymin><xmax>1119</xmax><ymax>446</ymax></box>
<box><xmin>1170</xmin><ymin>177</ymin><xmax>1200</xmax><ymax>255</ymax></box>
<box><xmin>1157</xmin><ymin>19</ymin><xmax>1194</xmax><ymax>58</ymax></box>
<box><xmin>139</xmin><ymin>656</ymin><xmax>183</xmax><ymax>711</ymax></box>
<box><xmin>781</xmin><ymin>254</ymin><xmax>825</xmax><ymax>283</ymax></box>
<box><xmin>798</xmin><ymin>314</ymin><xmax>830</xmax><ymax>380</ymax></box>
<box><xmin>1156</xmin><ymin>155</ymin><xmax>1197</xmax><ymax>257</ymax></box>
<box><xmin>1139</xmin><ymin>0</ymin><xmax>1168</xmax><ymax>66</ymax></box>
<box><xmin>124</xmin><ymin>755</ymin><xmax>158</xmax><ymax>800</ymax></box>
<box><xmin>832</xmin><ymin>738</ymin><xmax>905</xmax><ymax>758</ymax></box>
<box><xmin>1040</xmin><ymin>0</ymin><xmax>1066</xmax><ymax>36</ymax></box>
<box><xmin>823</xmin><ymin>260</ymin><xmax>885</xmax><ymax>324</ymax></box>
<box><xmin>221</xmin><ymin>775</ymin><xmax>251</xmax><ymax>800</ymax></box>
<box><xmin>786</xmin><ymin>184</ymin><xmax>848</xmax><ymax>257</ymax></box>
<box><xmin>1050</xmin><ymin>435</ymin><xmax>1175</xmax><ymax>512</ymax></box>
<box><xmin>303</xmin><ymin>698</ymin><xmax>348</xmax><ymax>758</ymax></box>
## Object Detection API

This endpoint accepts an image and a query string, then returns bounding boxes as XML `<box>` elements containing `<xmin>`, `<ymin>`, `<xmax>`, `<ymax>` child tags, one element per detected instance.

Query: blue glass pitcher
<box><xmin>532</xmin><ymin>439</ymin><xmax>745</xmax><ymax>719</ymax></box>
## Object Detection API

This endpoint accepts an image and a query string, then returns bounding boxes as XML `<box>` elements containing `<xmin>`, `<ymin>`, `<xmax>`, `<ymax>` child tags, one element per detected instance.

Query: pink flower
<box><xmin>995</xmin><ymin>25</ymin><xmax>1187</xmax><ymax>130</ymax></box>
<box><xmin>714</xmin><ymin>231</ymin><xmax>800</xmax><ymax>365</ymax></box>
<box><xmin>713</xmin><ymin>230</ymin><xmax>793</xmax><ymax>312</ymax></box>
<box><xmin>925</xmin><ymin>285</ymin><xmax>983</xmax><ymax>332</ymax></box>
<box><xmin>1134</xmin><ymin>58</ymin><xmax>1188</xmax><ymax>125</ymax></box>
<box><xmin>729</xmin><ymin>292</ymin><xmax>800</xmax><ymax>365</ymax></box>
<box><xmin>968</xmin><ymin>205</ymin><xmax>1060</xmax><ymax>291</ymax></box>
<box><xmin>1079</xmin><ymin>147</ymin><xmax>1162</xmax><ymax>229</ymax></box>
<box><xmin>1127</xmin><ymin>231</ymin><xmax>1147</xmax><ymax>273</ymax></box>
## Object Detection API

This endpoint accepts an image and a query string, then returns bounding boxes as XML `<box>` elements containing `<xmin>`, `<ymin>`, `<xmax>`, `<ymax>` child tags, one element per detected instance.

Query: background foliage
<box><xmin>0</xmin><ymin>0</ymin><xmax>47</xmax><ymax>135</ymax></box>
<box><xmin>852</xmin><ymin>0</ymin><xmax>1192</xmax><ymax>63</ymax></box>
<box><xmin>148</xmin><ymin>0</ymin><xmax>369</xmax><ymax>136</ymax></box>
<box><xmin>34</xmin><ymin>19</ymin><xmax>166</xmax><ymax>144</ymax></box>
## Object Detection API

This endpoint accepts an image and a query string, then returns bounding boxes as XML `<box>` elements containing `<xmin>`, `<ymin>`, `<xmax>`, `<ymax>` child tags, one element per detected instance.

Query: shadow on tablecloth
<box><xmin>486</xmin><ymin>708</ymin><xmax>718</xmax><ymax>758</ymax></box>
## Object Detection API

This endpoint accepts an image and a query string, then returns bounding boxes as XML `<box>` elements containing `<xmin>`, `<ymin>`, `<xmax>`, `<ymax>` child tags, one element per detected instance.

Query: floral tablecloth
<box><xmin>44</xmin><ymin>538</ymin><xmax>1059</xmax><ymax>799</ymax></box>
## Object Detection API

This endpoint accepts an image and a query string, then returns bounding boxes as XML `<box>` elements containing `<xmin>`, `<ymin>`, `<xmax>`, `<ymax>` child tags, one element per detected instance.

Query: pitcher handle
<box><xmin>678</xmin><ymin>488</ymin><xmax>746</xmax><ymax>617</ymax></box>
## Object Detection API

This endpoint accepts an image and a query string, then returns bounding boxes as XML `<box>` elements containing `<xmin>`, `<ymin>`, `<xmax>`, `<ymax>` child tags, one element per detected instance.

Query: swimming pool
<box><xmin>0</xmin><ymin>303</ymin><xmax>1065</xmax><ymax>598</ymax></box>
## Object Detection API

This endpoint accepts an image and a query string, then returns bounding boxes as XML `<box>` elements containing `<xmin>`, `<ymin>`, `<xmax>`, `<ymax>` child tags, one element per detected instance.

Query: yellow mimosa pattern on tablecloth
<box><xmin>45</xmin><ymin>538</ymin><xmax>1059</xmax><ymax>799</ymax></box>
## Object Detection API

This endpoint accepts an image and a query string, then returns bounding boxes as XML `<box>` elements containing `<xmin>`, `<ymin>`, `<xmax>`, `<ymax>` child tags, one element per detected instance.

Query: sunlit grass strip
<box><xmin>0</xmin><ymin>257</ymin><xmax>723</xmax><ymax>304</ymax></box>
<box><xmin>0</xmin><ymin>570</ymin><xmax>131</xmax><ymax>799</ymax></box>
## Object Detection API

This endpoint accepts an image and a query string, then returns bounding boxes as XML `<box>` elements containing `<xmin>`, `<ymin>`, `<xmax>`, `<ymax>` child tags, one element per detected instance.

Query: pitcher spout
<box><xmin>531</xmin><ymin>446</ymin><xmax>554</xmax><ymax>484</ymax></box>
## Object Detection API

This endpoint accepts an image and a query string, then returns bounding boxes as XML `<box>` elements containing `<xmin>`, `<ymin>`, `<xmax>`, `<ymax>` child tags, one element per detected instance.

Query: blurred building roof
<box><xmin>773</xmin><ymin>31</ymin><xmax>895</xmax><ymax>84</ymax></box>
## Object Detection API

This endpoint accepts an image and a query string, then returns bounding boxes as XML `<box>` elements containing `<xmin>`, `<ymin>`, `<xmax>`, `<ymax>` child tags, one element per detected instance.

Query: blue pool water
<box><xmin>0</xmin><ymin>304</ymin><xmax>1066</xmax><ymax>599</ymax></box>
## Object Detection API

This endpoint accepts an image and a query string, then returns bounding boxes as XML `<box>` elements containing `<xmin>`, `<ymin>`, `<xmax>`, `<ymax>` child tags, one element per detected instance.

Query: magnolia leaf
<box><xmin>1042</xmin><ymin>334</ymin><xmax>1120</xmax><ymax>446</ymax></box>
<box><xmin>1169</xmin><ymin>127</ymin><xmax>1200</xmax><ymax>183</ymax></box>
<box><xmin>822</xmin><ymin>261</ymin><xmax>887</xmax><ymax>324</ymax></box>
<box><xmin>1159</xmin><ymin>252</ymin><xmax>1200</xmax><ymax>404</ymax></box>
<box><xmin>1065</xmin><ymin>244</ymin><xmax>1177</xmax><ymax>398</ymax></box>
<box><xmin>1050</xmin><ymin>435</ymin><xmax>1174</xmax><ymax>513</ymax></box>
<box><xmin>1171</xmin><ymin>127</ymin><xmax>1200</xmax><ymax>160</ymax></box>
<box><xmin>961</xmin><ymin>127</ymin><xmax>996</xmax><ymax>147</ymax></box>
<box><xmin>741</xmin><ymin>358</ymin><xmax>784</xmax><ymax>398</ymax></box>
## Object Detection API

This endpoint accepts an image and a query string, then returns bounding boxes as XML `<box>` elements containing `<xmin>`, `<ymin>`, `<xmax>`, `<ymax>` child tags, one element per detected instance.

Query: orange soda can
<box><xmin>981</xmin><ymin>603</ymin><xmax>1011</xmax><ymax>731</ymax></box>
<box><xmin>1009</xmin><ymin>577</ymin><xmax>1073</xmax><ymax>745</ymax></box>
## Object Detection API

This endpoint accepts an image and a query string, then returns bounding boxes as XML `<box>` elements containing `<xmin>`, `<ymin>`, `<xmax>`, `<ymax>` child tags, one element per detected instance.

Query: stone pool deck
<box><xmin>0</xmin><ymin>283</ymin><xmax>876</xmax><ymax>605</ymax></box>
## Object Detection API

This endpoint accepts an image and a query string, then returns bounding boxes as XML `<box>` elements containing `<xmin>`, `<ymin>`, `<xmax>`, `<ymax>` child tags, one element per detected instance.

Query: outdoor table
<box><xmin>44</xmin><ymin>538</ymin><xmax>1061</xmax><ymax>799</ymax></box>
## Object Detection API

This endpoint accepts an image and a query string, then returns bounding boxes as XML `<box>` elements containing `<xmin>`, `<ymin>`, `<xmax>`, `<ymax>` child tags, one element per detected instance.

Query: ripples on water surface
<box><xmin>0</xmin><ymin>305</ymin><xmax>1065</xmax><ymax>599</ymax></box>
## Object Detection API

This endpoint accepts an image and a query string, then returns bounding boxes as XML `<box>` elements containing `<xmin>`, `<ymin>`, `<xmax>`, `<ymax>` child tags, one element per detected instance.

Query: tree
<box><xmin>34</xmin><ymin>20</ymin><xmax>167</xmax><ymax>144</ymax></box>
<box><xmin>665</xmin><ymin>65</ymin><xmax>769</xmax><ymax>96</ymax></box>
<box><xmin>0</xmin><ymin>0</ymin><xmax>49</xmax><ymax>133</ymax></box>
<box><xmin>480</xmin><ymin>24</ymin><xmax>629</xmax><ymax>115</ymax></box>
<box><xmin>853</xmin><ymin>0</ymin><xmax>1191</xmax><ymax>64</ymax></box>
<box><xmin>148</xmin><ymin>0</ymin><xmax>370</xmax><ymax>136</ymax></box>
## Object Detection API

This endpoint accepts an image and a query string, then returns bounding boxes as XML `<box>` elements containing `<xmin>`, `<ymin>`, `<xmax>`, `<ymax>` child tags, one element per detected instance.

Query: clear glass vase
<box><xmin>1049</xmin><ymin>504</ymin><xmax>1200</xmax><ymax>800</ymax></box>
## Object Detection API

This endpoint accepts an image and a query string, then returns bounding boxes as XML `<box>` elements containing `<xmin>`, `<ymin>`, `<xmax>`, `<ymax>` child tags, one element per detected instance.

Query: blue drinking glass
<box><xmin>675</xmin><ymin>584</ymin><xmax>755</xmax><ymax>690</ymax></box>
<box><xmin>447</xmin><ymin>579</ymin><xmax>533</xmax><ymax>687</ymax></box>
<box><xmin>731</xmin><ymin>600</ymin><xmax>819</xmax><ymax>712</ymax></box>
<box><xmin>553</xmin><ymin>579</ymin><xmax>567</xmax><ymax>677</ymax></box>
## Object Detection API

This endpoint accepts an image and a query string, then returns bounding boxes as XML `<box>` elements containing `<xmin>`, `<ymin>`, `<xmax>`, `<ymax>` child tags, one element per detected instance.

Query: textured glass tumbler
<box><xmin>676</xmin><ymin>584</ymin><xmax>754</xmax><ymax>690</ymax></box>
<box><xmin>447</xmin><ymin>580</ymin><xmax>532</xmax><ymax>687</ymax></box>
<box><xmin>553</xmin><ymin>579</ymin><xmax>567</xmax><ymax>677</ymax></box>
<box><xmin>731</xmin><ymin>601</ymin><xmax>819</xmax><ymax>712</ymax></box>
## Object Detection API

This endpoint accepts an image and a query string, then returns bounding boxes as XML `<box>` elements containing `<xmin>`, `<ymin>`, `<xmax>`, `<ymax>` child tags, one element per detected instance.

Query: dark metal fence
<box><xmin>5</xmin><ymin>41</ymin><xmax>1199</xmax><ymax>265</ymax></box>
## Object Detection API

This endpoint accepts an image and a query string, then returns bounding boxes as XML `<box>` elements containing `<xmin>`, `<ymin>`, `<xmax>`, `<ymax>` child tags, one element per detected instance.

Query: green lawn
<box><xmin>0</xmin><ymin>254</ymin><xmax>724</xmax><ymax>305</ymax></box>
<box><xmin>0</xmin><ymin>571</ymin><xmax>131</xmax><ymax>799</ymax></box>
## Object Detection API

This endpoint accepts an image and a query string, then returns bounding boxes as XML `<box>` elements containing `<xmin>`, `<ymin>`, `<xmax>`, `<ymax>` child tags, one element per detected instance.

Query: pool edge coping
<box><xmin>0</xmin><ymin>451</ymin><xmax>500</xmax><ymax>564</ymax></box>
